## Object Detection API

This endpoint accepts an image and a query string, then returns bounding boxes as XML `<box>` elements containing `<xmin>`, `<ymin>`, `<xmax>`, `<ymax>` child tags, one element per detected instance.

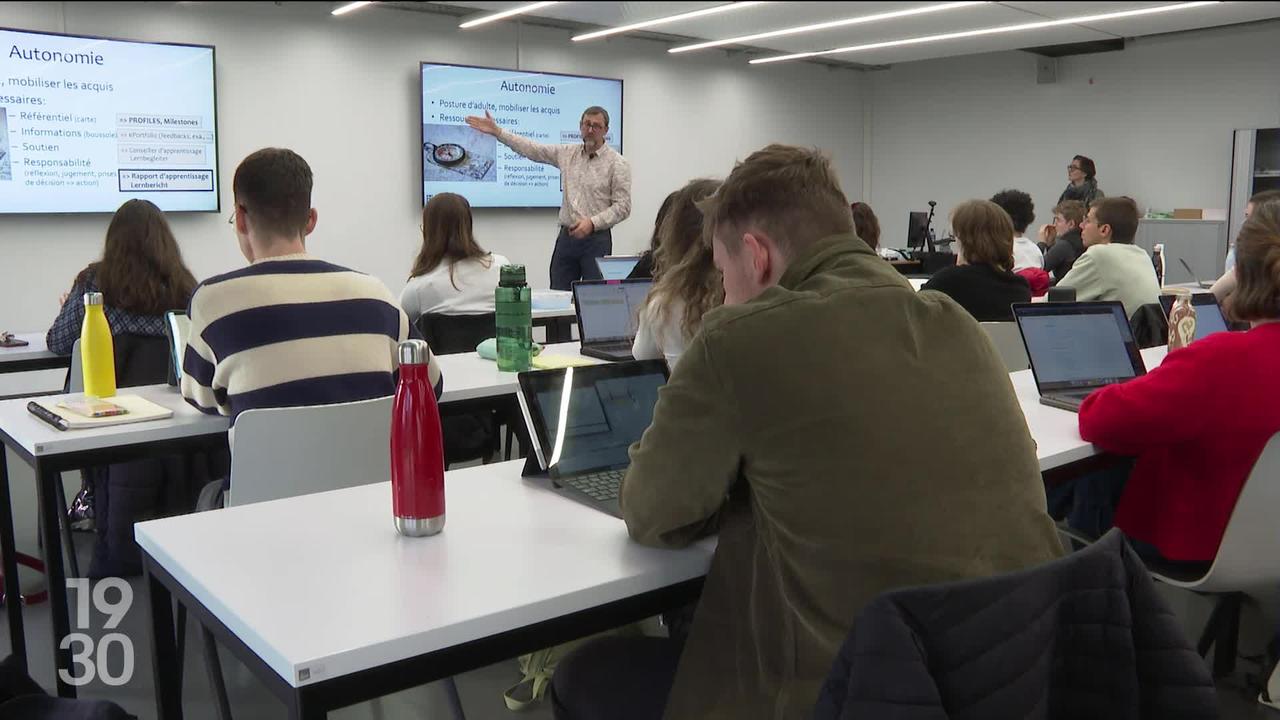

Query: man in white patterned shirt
<box><xmin>467</xmin><ymin>106</ymin><xmax>632</xmax><ymax>289</ymax></box>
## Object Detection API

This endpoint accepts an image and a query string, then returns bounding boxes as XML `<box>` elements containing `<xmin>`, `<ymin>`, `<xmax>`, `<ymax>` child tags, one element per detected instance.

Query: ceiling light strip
<box><xmin>670</xmin><ymin>1</ymin><xmax>986</xmax><ymax>54</ymax></box>
<box><xmin>460</xmin><ymin>1</ymin><xmax>561</xmax><ymax>30</ymax></box>
<box><xmin>573</xmin><ymin>2</ymin><xmax>768</xmax><ymax>42</ymax></box>
<box><xmin>331</xmin><ymin>2</ymin><xmax>373</xmax><ymax>16</ymax></box>
<box><xmin>751</xmin><ymin>1</ymin><xmax>1220</xmax><ymax>64</ymax></box>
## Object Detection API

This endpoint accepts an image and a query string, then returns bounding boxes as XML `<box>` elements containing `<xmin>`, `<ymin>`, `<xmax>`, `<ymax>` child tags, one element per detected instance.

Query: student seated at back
<box><xmin>990</xmin><ymin>189</ymin><xmax>1043</xmax><ymax>272</ymax></box>
<box><xmin>1056</xmin><ymin>196</ymin><xmax>1160</xmax><ymax>320</ymax></box>
<box><xmin>46</xmin><ymin>199</ymin><xmax>198</xmax><ymax>355</ymax></box>
<box><xmin>921</xmin><ymin>199</ymin><xmax>1031</xmax><ymax>321</ymax></box>
<box><xmin>631</xmin><ymin>179</ymin><xmax>722</xmax><ymax>368</ymax></box>
<box><xmin>1210</xmin><ymin>189</ymin><xmax>1280</xmax><ymax>320</ymax></box>
<box><xmin>1040</xmin><ymin>199</ymin><xmax>1087</xmax><ymax>282</ymax></box>
<box><xmin>1077</xmin><ymin>197</ymin><xmax>1280</xmax><ymax>563</ymax></box>
<box><xmin>182</xmin><ymin>148</ymin><xmax>441</xmax><ymax>426</ymax></box>
<box><xmin>628</xmin><ymin>191</ymin><xmax>677</xmax><ymax>281</ymax></box>
<box><xmin>400</xmin><ymin>192</ymin><xmax>510</xmax><ymax>323</ymax></box>
<box><xmin>850</xmin><ymin>201</ymin><xmax>880</xmax><ymax>250</ymax></box>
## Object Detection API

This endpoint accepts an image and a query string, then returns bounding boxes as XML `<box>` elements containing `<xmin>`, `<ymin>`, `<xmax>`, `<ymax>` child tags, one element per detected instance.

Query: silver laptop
<box><xmin>594</xmin><ymin>255</ymin><xmax>641</xmax><ymax>281</ymax></box>
<box><xmin>571</xmin><ymin>279</ymin><xmax>652</xmax><ymax>362</ymax></box>
<box><xmin>1159</xmin><ymin>292</ymin><xmax>1231</xmax><ymax>342</ymax></box>
<box><xmin>516</xmin><ymin>360</ymin><xmax>670</xmax><ymax>518</ymax></box>
<box><xmin>164</xmin><ymin>310</ymin><xmax>191</xmax><ymax>386</ymax></box>
<box><xmin>1013</xmin><ymin>301</ymin><xmax>1147</xmax><ymax>412</ymax></box>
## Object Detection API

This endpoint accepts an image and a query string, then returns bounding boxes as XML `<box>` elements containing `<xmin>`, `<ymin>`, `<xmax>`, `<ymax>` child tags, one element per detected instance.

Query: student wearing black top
<box><xmin>1040</xmin><ymin>199</ymin><xmax>1087</xmax><ymax>282</ymax></box>
<box><xmin>627</xmin><ymin>191</ymin><xmax>678</xmax><ymax>280</ymax></box>
<box><xmin>922</xmin><ymin>199</ymin><xmax>1030</xmax><ymax>321</ymax></box>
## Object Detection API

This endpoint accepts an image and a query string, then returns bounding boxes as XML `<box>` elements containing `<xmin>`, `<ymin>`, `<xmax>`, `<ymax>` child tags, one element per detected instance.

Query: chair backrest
<box><xmin>227</xmin><ymin>396</ymin><xmax>394</xmax><ymax>507</ymax></box>
<box><xmin>415</xmin><ymin>313</ymin><xmax>496</xmax><ymax>355</ymax></box>
<box><xmin>67</xmin><ymin>334</ymin><xmax>171</xmax><ymax>393</ymax></box>
<box><xmin>980</xmin><ymin>322</ymin><xmax>1029</xmax><ymax>372</ymax></box>
<box><xmin>1046</xmin><ymin>286</ymin><xmax>1077</xmax><ymax>302</ymax></box>
<box><xmin>1129</xmin><ymin>303</ymin><xmax>1169</xmax><ymax>349</ymax></box>
<box><xmin>1155</xmin><ymin>432</ymin><xmax>1280</xmax><ymax>592</ymax></box>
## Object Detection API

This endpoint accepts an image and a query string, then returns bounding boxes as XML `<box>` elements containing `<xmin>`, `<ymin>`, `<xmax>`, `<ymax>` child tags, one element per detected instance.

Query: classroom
<box><xmin>2</xmin><ymin>1</ymin><xmax>1280</xmax><ymax>718</ymax></box>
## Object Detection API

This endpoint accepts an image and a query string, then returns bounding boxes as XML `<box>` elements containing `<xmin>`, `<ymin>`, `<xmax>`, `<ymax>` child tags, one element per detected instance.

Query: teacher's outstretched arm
<box><xmin>465</xmin><ymin>110</ymin><xmax>561</xmax><ymax>167</ymax></box>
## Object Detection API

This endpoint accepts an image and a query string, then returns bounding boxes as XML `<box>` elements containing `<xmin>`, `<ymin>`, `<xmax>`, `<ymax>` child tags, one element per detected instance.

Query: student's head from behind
<box><xmin>580</xmin><ymin>106</ymin><xmax>609</xmax><ymax>151</ymax></box>
<box><xmin>1246</xmin><ymin>189</ymin><xmax>1280</xmax><ymax>220</ymax></box>
<box><xmin>950</xmin><ymin>200</ymin><xmax>1015</xmax><ymax>271</ymax></box>
<box><xmin>649</xmin><ymin>178</ymin><xmax>724</xmax><ymax>338</ymax></box>
<box><xmin>1081</xmin><ymin>196</ymin><xmax>1139</xmax><ymax>247</ymax></box>
<box><xmin>702</xmin><ymin>144</ymin><xmax>852</xmax><ymax>305</ymax></box>
<box><xmin>1052</xmin><ymin>200</ymin><xmax>1086</xmax><ymax>237</ymax></box>
<box><xmin>849</xmin><ymin>201</ymin><xmax>880</xmax><ymax>250</ymax></box>
<box><xmin>989</xmin><ymin>189</ymin><xmax>1034</xmax><ymax>236</ymax></box>
<box><xmin>231</xmin><ymin>148</ymin><xmax>316</xmax><ymax>262</ymax></box>
<box><xmin>412</xmin><ymin>192</ymin><xmax>489</xmax><ymax>286</ymax></box>
<box><xmin>89</xmin><ymin>198</ymin><xmax>197</xmax><ymax>315</ymax></box>
<box><xmin>1069</xmin><ymin>155</ymin><xmax>1096</xmax><ymax>184</ymax></box>
<box><xmin>648</xmin><ymin>191</ymin><xmax>679</xmax><ymax>254</ymax></box>
<box><xmin>1229</xmin><ymin>199</ymin><xmax>1280</xmax><ymax>324</ymax></box>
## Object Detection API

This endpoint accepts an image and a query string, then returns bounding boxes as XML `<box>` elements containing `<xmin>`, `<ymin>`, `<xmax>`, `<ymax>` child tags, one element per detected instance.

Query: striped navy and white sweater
<box><xmin>180</xmin><ymin>254</ymin><xmax>442</xmax><ymax>422</ymax></box>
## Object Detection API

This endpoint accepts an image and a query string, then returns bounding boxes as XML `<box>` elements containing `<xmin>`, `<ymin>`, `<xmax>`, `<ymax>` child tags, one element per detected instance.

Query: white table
<box><xmin>435</xmin><ymin>342</ymin><xmax>594</xmax><ymax>404</ymax></box>
<box><xmin>137</xmin><ymin>461</ymin><xmax>713</xmax><ymax>719</ymax></box>
<box><xmin>0</xmin><ymin>333</ymin><xmax>68</xmax><ymax>375</ymax></box>
<box><xmin>531</xmin><ymin>307</ymin><xmax>576</xmax><ymax>343</ymax></box>
<box><xmin>1017</xmin><ymin>345</ymin><xmax>1168</xmax><ymax>472</ymax></box>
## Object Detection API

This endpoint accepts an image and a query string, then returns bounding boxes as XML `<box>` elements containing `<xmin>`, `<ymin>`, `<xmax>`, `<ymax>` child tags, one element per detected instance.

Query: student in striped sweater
<box><xmin>182</xmin><ymin>148</ymin><xmax>441</xmax><ymax>424</ymax></box>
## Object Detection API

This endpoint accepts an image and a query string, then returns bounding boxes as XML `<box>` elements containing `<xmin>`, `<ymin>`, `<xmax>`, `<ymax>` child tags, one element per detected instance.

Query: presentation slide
<box><xmin>421</xmin><ymin>62</ymin><xmax>622</xmax><ymax>208</ymax></box>
<box><xmin>0</xmin><ymin>28</ymin><xmax>218</xmax><ymax>214</ymax></box>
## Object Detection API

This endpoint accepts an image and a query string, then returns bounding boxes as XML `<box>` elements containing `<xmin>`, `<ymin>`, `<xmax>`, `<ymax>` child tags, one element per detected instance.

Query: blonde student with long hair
<box><xmin>631</xmin><ymin>178</ymin><xmax>722</xmax><ymax>367</ymax></box>
<box><xmin>401</xmin><ymin>192</ymin><xmax>509</xmax><ymax>322</ymax></box>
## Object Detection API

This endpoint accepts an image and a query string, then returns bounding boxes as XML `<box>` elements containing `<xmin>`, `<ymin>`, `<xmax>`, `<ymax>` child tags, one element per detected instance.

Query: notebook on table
<box><xmin>516</xmin><ymin>360</ymin><xmax>669</xmax><ymax>518</ymax></box>
<box><xmin>1013</xmin><ymin>301</ymin><xmax>1147</xmax><ymax>412</ymax></box>
<box><xmin>571</xmin><ymin>279</ymin><xmax>652</xmax><ymax>362</ymax></box>
<box><xmin>28</xmin><ymin>394</ymin><xmax>175</xmax><ymax>431</ymax></box>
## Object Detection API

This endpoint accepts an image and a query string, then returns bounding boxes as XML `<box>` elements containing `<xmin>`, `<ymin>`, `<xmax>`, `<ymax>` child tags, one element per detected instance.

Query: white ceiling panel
<box><xmin>433</xmin><ymin>1</ymin><xmax>1280</xmax><ymax>66</ymax></box>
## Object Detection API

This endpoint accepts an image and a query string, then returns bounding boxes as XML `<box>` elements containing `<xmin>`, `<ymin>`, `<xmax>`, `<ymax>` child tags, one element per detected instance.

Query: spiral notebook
<box><xmin>27</xmin><ymin>394</ymin><xmax>174</xmax><ymax>431</ymax></box>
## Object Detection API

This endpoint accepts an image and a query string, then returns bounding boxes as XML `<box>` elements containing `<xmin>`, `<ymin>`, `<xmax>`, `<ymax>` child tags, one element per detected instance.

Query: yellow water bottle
<box><xmin>81</xmin><ymin>292</ymin><xmax>116</xmax><ymax>398</ymax></box>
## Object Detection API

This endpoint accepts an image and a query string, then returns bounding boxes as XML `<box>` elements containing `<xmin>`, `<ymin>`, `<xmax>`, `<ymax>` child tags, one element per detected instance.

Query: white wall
<box><xmin>0</xmin><ymin>1</ymin><xmax>865</xmax><ymax>357</ymax></box>
<box><xmin>866</xmin><ymin>20</ymin><xmax>1280</xmax><ymax>249</ymax></box>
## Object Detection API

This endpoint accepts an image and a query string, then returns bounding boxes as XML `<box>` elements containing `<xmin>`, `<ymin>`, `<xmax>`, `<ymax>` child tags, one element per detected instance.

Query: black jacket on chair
<box><xmin>812</xmin><ymin>530</ymin><xmax>1218</xmax><ymax>720</ymax></box>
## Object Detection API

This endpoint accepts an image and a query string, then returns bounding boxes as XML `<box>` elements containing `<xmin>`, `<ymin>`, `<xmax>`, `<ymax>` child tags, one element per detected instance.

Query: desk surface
<box><xmin>532</xmin><ymin>307</ymin><xmax>575</xmax><ymax>320</ymax></box>
<box><xmin>135</xmin><ymin>461</ymin><xmax>715</xmax><ymax>688</ymax></box>
<box><xmin>0</xmin><ymin>333</ymin><xmax>64</xmax><ymax>368</ymax></box>
<box><xmin>1017</xmin><ymin>345</ymin><xmax>1167</xmax><ymax>471</ymax></box>
<box><xmin>435</xmin><ymin>342</ymin><xmax>596</xmax><ymax>403</ymax></box>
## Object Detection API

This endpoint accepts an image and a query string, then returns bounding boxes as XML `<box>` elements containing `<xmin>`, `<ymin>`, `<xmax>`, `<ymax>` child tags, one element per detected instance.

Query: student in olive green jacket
<box><xmin>550</xmin><ymin>145</ymin><xmax>1064</xmax><ymax>720</ymax></box>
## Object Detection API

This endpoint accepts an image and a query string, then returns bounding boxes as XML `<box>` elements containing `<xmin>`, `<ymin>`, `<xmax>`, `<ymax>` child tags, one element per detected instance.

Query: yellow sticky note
<box><xmin>531</xmin><ymin>354</ymin><xmax>597</xmax><ymax>369</ymax></box>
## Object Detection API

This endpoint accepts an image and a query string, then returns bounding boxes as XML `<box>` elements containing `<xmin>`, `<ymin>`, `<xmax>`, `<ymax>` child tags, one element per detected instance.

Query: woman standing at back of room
<box><xmin>1058</xmin><ymin>154</ymin><xmax>1104</xmax><ymax>208</ymax></box>
<box><xmin>401</xmin><ymin>192</ymin><xmax>510</xmax><ymax>323</ymax></box>
<box><xmin>46</xmin><ymin>198</ymin><xmax>199</xmax><ymax>355</ymax></box>
<box><xmin>631</xmin><ymin>178</ymin><xmax>723</xmax><ymax>367</ymax></box>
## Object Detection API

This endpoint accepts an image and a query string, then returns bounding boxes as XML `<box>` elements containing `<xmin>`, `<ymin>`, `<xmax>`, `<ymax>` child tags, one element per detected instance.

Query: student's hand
<box><xmin>569</xmin><ymin>217</ymin><xmax>595</xmax><ymax>239</ymax></box>
<box><xmin>464</xmin><ymin>110</ymin><xmax>499</xmax><ymax>136</ymax></box>
<box><xmin>1038</xmin><ymin>224</ymin><xmax>1057</xmax><ymax>247</ymax></box>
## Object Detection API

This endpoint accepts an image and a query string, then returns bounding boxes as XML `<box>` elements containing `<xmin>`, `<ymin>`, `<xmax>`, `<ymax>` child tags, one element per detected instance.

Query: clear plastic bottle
<box><xmin>495</xmin><ymin>265</ymin><xmax>532</xmax><ymax>372</ymax></box>
<box><xmin>81</xmin><ymin>292</ymin><xmax>116</xmax><ymax>398</ymax></box>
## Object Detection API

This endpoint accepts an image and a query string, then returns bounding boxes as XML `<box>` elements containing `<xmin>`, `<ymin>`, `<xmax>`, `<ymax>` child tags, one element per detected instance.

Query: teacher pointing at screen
<box><xmin>466</xmin><ymin>106</ymin><xmax>632</xmax><ymax>290</ymax></box>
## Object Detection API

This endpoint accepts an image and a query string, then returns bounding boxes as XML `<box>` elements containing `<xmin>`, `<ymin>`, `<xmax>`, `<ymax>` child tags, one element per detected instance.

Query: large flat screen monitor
<box><xmin>0</xmin><ymin>27</ymin><xmax>218</xmax><ymax>214</ymax></box>
<box><xmin>420</xmin><ymin>62</ymin><xmax>622</xmax><ymax>209</ymax></box>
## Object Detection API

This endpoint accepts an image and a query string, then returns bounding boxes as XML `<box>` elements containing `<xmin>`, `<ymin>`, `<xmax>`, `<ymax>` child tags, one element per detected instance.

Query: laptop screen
<box><xmin>573</xmin><ymin>280</ymin><xmax>651</xmax><ymax>344</ymax></box>
<box><xmin>517</xmin><ymin>361</ymin><xmax>669</xmax><ymax>477</ymax></box>
<box><xmin>595</xmin><ymin>256</ymin><xmax>641</xmax><ymax>281</ymax></box>
<box><xmin>1159</xmin><ymin>293</ymin><xmax>1229</xmax><ymax>341</ymax></box>
<box><xmin>165</xmin><ymin>311</ymin><xmax>190</xmax><ymax>384</ymax></box>
<box><xmin>1015</xmin><ymin>302</ymin><xmax>1144</xmax><ymax>391</ymax></box>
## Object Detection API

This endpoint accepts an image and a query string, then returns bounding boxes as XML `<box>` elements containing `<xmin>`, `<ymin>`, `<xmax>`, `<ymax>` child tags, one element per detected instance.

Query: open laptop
<box><xmin>1159</xmin><ymin>292</ymin><xmax>1231</xmax><ymax>342</ymax></box>
<box><xmin>1178</xmin><ymin>258</ymin><xmax>1214</xmax><ymax>289</ymax></box>
<box><xmin>1013</xmin><ymin>301</ymin><xmax>1147</xmax><ymax>412</ymax></box>
<box><xmin>595</xmin><ymin>255</ymin><xmax>642</xmax><ymax>281</ymax></box>
<box><xmin>516</xmin><ymin>360</ymin><xmax>669</xmax><ymax>518</ymax></box>
<box><xmin>163</xmin><ymin>310</ymin><xmax>190</xmax><ymax>386</ymax></box>
<box><xmin>571</xmin><ymin>279</ymin><xmax>652</xmax><ymax>362</ymax></box>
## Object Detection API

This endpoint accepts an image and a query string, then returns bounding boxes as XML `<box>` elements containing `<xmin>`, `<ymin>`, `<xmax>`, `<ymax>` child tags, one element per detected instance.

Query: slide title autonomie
<box><xmin>9</xmin><ymin>45</ymin><xmax>105</xmax><ymax>65</ymax></box>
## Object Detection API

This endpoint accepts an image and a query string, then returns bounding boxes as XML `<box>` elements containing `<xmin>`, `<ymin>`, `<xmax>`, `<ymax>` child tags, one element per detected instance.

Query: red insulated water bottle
<box><xmin>390</xmin><ymin>339</ymin><xmax>445</xmax><ymax>536</ymax></box>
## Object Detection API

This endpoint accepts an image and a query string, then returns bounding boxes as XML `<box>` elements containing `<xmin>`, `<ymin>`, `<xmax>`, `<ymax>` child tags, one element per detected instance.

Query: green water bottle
<box><xmin>496</xmin><ymin>265</ymin><xmax>532</xmax><ymax>372</ymax></box>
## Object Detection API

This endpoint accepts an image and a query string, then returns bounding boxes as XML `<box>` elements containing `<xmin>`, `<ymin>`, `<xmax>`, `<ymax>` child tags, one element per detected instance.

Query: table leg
<box><xmin>147</xmin><ymin>566</ymin><xmax>184</xmax><ymax>720</ymax></box>
<box><xmin>0</xmin><ymin>448</ymin><xmax>26</xmax><ymax>670</ymax></box>
<box><xmin>35</xmin><ymin>462</ymin><xmax>75</xmax><ymax>698</ymax></box>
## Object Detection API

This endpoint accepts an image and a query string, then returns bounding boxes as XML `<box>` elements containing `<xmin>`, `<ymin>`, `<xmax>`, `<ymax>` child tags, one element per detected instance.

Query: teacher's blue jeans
<box><xmin>550</xmin><ymin>226</ymin><xmax>612</xmax><ymax>291</ymax></box>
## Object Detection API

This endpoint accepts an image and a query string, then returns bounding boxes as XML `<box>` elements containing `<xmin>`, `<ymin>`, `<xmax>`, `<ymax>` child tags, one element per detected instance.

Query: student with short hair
<box><xmin>631</xmin><ymin>179</ymin><xmax>722</xmax><ymax>367</ymax></box>
<box><xmin>920</xmin><ymin>199</ymin><xmax>1031</xmax><ymax>321</ymax></box>
<box><xmin>550</xmin><ymin>144</ymin><xmax>1062</xmax><ymax>720</ymax></box>
<box><xmin>1078</xmin><ymin>197</ymin><xmax>1280</xmax><ymax>563</ymax></box>
<box><xmin>400</xmin><ymin>192</ymin><xmax>509</xmax><ymax>323</ymax></box>
<box><xmin>1040</xmin><ymin>199</ymin><xmax>1087</xmax><ymax>281</ymax></box>
<box><xmin>990</xmin><ymin>189</ymin><xmax>1042</xmax><ymax>271</ymax></box>
<box><xmin>1056</xmin><ymin>197</ymin><xmax>1160</xmax><ymax>319</ymax></box>
<box><xmin>182</xmin><ymin>148</ymin><xmax>440</xmax><ymax>424</ymax></box>
<box><xmin>849</xmin><ymin>201</ymin><xmax>881</xmax><ymax>250</ymax></box>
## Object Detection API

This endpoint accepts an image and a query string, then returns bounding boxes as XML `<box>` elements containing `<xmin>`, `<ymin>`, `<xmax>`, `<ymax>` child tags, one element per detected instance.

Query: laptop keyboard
<box><xmin>564</xmin><ymin>469</ymin><xmax>624</xmax><ymax>502</ymax></box>
<box><xmin>592</xmin><ymin>342</ymin><xmax>633</xmax><ymax>355</ymax></box>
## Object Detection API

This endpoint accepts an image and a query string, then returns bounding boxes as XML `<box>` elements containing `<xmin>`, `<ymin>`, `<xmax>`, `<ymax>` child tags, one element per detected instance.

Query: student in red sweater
<box><xmin>1078</xmin><ymin>198</ymin><xmax>1280</xmax><ymax>563</ymax></box>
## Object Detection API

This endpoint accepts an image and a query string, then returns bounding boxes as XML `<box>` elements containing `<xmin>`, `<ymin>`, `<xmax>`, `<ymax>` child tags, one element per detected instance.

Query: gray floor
<box><xmin>3</xmin><ymin>529</ymin><xmax>1280</xmax><ymax>719</ymax></box>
